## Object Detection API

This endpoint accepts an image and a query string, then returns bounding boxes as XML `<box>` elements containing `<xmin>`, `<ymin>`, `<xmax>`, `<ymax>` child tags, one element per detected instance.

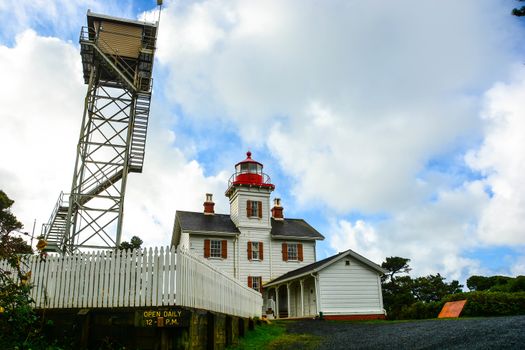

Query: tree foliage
<box><xmin>467</xmin><ymin>274</ymin><xmax>525</xmax><ymax>293</ymax></box>
<box><xmin>513</xmin><ymin>0</ymin><xmax>525</xmax><ymax>16</ymax></box>
<box><xmin>381</xmin><ymin>256</ymin><xmax>411</xmax><ymax>282</ymax></box>
<box><xmin>0</xmin><ymin>190</ymin><xmax>23</xmax><ymax>237</ymax></box>
<box><xmin>0</xmin><ymin>191</ymin><xmax>57</xmax><ymax>348</ymax></box>
<box><xmin>118</xmin><ymin>235</ymin><xmax>143</xmax><ymax>250</ymax></box>
<box><xmin>412</xmin><ymin>273</ymin><xmax>463</xmax><ymax>302</ymax></box>
<box><xmin>380</xmin><ymin>257</ymin><xmax>463</xmax><ymax>319</ymax></box>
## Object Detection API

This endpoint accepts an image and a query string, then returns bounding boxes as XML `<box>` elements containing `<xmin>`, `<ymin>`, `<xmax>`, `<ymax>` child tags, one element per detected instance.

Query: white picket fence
<box><xmin>0</xmin><ymin>246</ymin><xmax>262</xmax><ymax>318</ymax></box>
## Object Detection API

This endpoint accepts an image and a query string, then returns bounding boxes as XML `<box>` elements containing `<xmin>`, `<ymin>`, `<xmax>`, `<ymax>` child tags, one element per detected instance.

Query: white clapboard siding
<box><xmin>0</xmin><ymin>246</ymin><xmax>261</xmax><ymax>318</ymax></box>
<box><xmin>318</xmin><ymin>256</ymin><xmax>384</xmax><ymax>315</ymax></box>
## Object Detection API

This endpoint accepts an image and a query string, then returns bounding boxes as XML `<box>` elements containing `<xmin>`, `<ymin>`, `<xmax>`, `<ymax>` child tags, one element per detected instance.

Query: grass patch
<box><xmin>228</xmin><ymin>321</ymin><xmax>320</xmax><ymax>350</ymax></box>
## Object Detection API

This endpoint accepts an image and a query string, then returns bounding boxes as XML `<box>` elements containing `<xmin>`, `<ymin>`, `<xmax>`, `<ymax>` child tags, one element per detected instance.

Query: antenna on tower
<box><xmin>157</xmin><ymin>0</ymin><xmax>163</xmax><ymax>25</ymax></box>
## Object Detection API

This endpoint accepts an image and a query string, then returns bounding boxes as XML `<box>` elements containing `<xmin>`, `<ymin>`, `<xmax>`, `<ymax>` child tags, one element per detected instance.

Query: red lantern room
<box><xmin>225</xmin><ymin>151</ymin><xmax>275</xmax><ymax>196</ymax></box>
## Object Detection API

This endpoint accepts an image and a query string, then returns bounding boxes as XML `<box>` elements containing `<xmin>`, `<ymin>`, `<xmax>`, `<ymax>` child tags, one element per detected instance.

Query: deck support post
<box><xmin>300</xmin><ymin>279</ymin><xmax>304</xmax><ymax>317</ymax></box>
<box><xmin>286</xmin><ymin>283</ymin><xmax>291</xmax><ymax>318</ymax></box>
<box><xmin>275</xmin><ymin>287</ymin><xmax>280</xmax><ymax>319</ymax></box>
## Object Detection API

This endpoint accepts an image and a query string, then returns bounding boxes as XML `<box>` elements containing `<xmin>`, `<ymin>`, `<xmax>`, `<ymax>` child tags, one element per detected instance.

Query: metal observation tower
<box><xmin>42</xmin><ymin>11</ymin><xmax>158</xmax><ymax>253</ymax></box>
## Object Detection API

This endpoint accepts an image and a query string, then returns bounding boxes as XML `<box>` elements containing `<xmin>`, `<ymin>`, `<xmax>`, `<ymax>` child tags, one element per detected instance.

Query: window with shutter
<box><xmin>287</xmin><ymin>243</ymin><xmax>298</xmax><ymax>261</ymax></box>
<box><xmin>204</xmin><ymin>239</ymin><xmax>210</xmax><ymax>258</ymax></box>
<box><xmin>246</xmin><ymin>200</ymin><xmax>252</xmax><ymax>217</ymax></box>
<box><xmin>247</xmin><ymin>200</ymin><xmax>262</xmax><ymax>218</ymax></box>
<box><xmin>259</xmin><ymin>242</ymin><xmax>264</xmax><ymax>261</ymax></box>
<box><xmin>221</xmin><ymin>240</ymin><xmax>227</xmax><ymax>259</ymax></box>
<box><xmin>249</xmin><ymin>276</ymin><xmax>262</xmax><ymax>292</ymax></box>
<box><xmin>282</xmin><ymin>243</ymin><xmax>288</xmax><ymax>261</ymax></box>
<box><xmin>209</xmin><ymin>239</ymin><xmax>225</xmax><ymax>258</ymax></box>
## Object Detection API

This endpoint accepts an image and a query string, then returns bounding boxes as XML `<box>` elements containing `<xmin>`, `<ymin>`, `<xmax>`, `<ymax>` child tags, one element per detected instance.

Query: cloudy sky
<box><xmin>1</xmin><ymin>0</ymin><xmax>525</xmax><ymax>285</ymax></box>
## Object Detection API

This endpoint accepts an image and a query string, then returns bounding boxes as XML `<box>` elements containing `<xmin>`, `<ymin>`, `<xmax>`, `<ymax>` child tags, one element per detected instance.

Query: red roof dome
<box><xmin>235</xmin><ymin>151</ymin><xmax>263</xmax><ymax>167</ymax></box>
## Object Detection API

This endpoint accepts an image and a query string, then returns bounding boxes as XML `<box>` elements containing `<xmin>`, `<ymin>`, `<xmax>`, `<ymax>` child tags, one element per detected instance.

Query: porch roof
<box><xmin>264</xmin><ymin>249</ymin><xmax>387</xmax><ymax>287</ymax></box>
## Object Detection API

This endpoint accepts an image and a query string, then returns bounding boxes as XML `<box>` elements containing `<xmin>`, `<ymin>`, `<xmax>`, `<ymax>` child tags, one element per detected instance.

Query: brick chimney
<box><xmin>203</xmin><ymin>193</ymin><xmax>215</xmax><ymax>215</ymax></box>
<box><xmin>271</xmin><ymin>198</ymin><xmax>284</xmax><ymax>220</ymax></box>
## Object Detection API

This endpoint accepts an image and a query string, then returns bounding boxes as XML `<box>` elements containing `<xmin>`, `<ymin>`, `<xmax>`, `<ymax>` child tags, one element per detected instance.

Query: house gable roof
<box><xmin>264</xmin><ymin>249</ymin><xmax>387</xmax><ymax>287</ymax></box>
<box><xmin>176</xmin><ymin>211</ymin><xmax>240</xmax><ymax>234</ymax></box>
<box><xmin>271</xmin><ymin>218</ymin><xmax>324</xmax><ymax>240</ymax></box>
<box><xmin>171</xmin><ymin>211</ymin><xmax>324</xmax><ymax>246</ymax></box>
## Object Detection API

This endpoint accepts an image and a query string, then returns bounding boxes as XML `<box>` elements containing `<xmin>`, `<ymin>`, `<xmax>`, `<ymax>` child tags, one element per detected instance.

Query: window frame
<box><xmin>287</xmin><ymin>243</ymin><xmax>298</xmax><ymax>261</ymax></box>
<box><xmin>251</xmin><ymin>242</ymin><xmax>259</xmax><ymax>260</ymax></box>
<box><xmin>210</xmin><ymin>239</ymin><xmax>222</xmax><ymax>258</ymax></box>
<box><xmin>247</xmin><ymin>200</ymin><xmax>262</xmax><ymax>218</ymax></box>
<box><xmin>250</xmin><ymin>201</ymin><xmax>259</xmax><ymax>217</ymax></box>
<box><xmin>250</xmin><ymin>276</ymin><xmax>262</xmax><ymax>292</ymax></box>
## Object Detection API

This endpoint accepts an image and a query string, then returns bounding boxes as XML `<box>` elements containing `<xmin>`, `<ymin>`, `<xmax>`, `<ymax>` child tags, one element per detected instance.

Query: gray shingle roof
<box><xmin>174</xmin><ymin>211</ymin><xmax>324</xmax><ymax>240</ymax></box>
<box><xmin>175</xmin><ymin>211</ymin><xmax>240</xmax><ymax>234</ymax></box>
<box><xmin>266</xmin><ymin>251</ymin><xmax>346</xmax><ymax>286</ymax></box>
<box><xmin>264</xmin><ymin>249</ymin><xmax>386</xmax><ymax>287</ymax></box>
<box><xmin>270</xmin><ymin>218</ymin><xmax>324</xmax><ymax>240</ymax></box>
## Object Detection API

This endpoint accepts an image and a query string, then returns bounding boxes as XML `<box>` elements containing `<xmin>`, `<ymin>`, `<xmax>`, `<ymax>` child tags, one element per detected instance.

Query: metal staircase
<box><xmin>129</xmin><ymin>92</ymin><xmax>151</xmax><ymax>172</ymax></box>
<box><xmin>41</xmin><ymin>193</ymin><xmax>69</xmax><ymax>252</ymax></box>
<box><xmin>42</xmin><ymin>12</ymin><xmax>157</xmax><ymax>253</ymax></box>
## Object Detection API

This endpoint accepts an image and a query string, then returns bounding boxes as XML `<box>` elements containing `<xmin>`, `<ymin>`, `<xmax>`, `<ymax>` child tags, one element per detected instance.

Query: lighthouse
<box><xmin>225</xmin><ymin>152</ymin><xmax>275</xmax><ymax>228</ymax></box>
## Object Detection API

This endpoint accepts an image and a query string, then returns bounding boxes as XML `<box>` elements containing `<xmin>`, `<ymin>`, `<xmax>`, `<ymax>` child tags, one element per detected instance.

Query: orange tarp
<box><xmin>438</xmin><ymin>299</ymin><xmax>467</xmax><ymax>318</ymax></box>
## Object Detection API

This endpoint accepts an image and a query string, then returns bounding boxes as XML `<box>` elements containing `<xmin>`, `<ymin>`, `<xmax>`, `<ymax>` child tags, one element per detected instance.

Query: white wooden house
<box><xmin>264</xmin><ymin>249</ymin><xmax>387</xmax><ymax>319</ymax></box>
<box><xmin>171</xmin><ymin>152</ymin><xmax>386</xmax><ymax>319</ymax></box>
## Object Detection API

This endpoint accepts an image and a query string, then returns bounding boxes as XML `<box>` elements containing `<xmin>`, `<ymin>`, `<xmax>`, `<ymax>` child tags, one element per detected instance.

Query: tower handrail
<box><xmin>80</xmin><ymin>26</ymin><xmax>134</xmax><ymax>79</ymax></box>
<box><xmin>227</xmin><ymin>171</ymin><xmax>273</xmax><ymax>188</ymax></box>
<box><xmin>79</xmin><ymin>26</ymin><xmax>155</xmax><ymax>92</ymax></box>
<box><xmin>42</xmin><ymin>191</ymin><xmax>69</xmax><ymax>238</ymax></box>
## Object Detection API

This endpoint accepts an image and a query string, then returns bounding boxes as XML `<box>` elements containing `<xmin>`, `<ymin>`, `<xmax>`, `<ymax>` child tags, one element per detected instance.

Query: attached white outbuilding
<box><xmin>263</xmin><ymin>249</ymin><xmax>387</xmax><ymax>320</ymax></box>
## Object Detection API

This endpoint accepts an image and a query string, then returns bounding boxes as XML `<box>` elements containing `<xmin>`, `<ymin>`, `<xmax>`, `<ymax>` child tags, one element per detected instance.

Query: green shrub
<box><xmin>397</xmin><ymin>301</ymin><xmax>444</xmax><ymax>320</ymax></box>
<box><xmin>444</xmin><ymin>291</ymin><xmax>525</xmax><ymax>317</ymax></box>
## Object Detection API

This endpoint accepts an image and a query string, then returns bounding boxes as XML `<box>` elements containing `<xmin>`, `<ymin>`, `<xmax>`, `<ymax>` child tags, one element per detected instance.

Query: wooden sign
<box><xmin>438</xmin><ymin>300</ymin><xmax>467</xmax><ymax>318</ymax></box>
<box><xmin>135</xmin><ymin>307</ymin><xmax>189</xmax><ymax>328</ymax></box>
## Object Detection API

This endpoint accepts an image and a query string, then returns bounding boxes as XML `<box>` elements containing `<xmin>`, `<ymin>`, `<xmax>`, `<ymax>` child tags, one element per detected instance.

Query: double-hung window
<box><xmin>287</xmin><ymin>243</ymin><xmax>298</xmax><ymax>261</ymax></box>
<box><xmin>252</xmin><ymin>242</ymin><xmax>259</xmax><ymax>260</ymax></box>
<box><xmin>246</xmin><ymin>200</ymin><xmax>262</xmax><ymax>218</ymax></box>
<box><xmin>248</xmin><ymin>276</ymin><xmax>262</xmax><ymax>292</ymax></box>
<box><xmin>248</xmin><ymin>241</ymin><xmax>263</xmax><ymax>261</ymax></box>
<box><xmin>204</xmin><ymin>239</ymin><xmax>227</xmax><ymax>259</ymax></box>
<box><xmin>210</xmin><ymin>239</ymin><xmax>222</xmax><ymax>258</ymax></box>
<box><xmin>281</xmin><ymin>242</ymin><xmax>303</xmax><ymax>262</ymax></box>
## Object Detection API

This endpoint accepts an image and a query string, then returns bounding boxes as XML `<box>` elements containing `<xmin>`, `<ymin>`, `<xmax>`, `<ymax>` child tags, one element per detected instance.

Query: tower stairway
<box><xmin>129</xmin><ymin>92</ymin><xmax>151</xmax><ymax>173</ymax></box>
<box><xmin>41</xmin><ymin>193</ymin><xmax>69</xmax><ymax>253</ymax></box>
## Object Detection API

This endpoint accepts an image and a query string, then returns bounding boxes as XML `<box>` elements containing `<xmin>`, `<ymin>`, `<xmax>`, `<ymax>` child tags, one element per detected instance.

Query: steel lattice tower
<box><xmin>42</xmin><ymin>11</ymin><xmax>158</xmax><ymax>253</ymax></box>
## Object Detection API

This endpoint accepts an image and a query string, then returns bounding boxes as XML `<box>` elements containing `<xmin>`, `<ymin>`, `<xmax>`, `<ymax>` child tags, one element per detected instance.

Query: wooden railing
<box><xmin>177</xmin><ymin>247</ymin><xmax>262</xmax><ymax>318</ymax></box>
<box><xmin>0</xmin><ymin>247</ymin><xmax>262</xmax><ymax>318</ymax></box>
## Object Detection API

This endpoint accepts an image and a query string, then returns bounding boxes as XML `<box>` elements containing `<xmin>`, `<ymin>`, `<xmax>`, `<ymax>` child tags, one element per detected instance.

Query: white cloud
<box><xmin>122</xmin><ymin>116</ymin><xmax>230</xmax><ymax>246</ymax></box>
<box><xmin>328</xmin><ymin>180</ymin><xmax>489</xmax><ymax>280</ymax></box>
<box><xmin>147</xmin><ymin>0</ymin><xmax>525</xmax><ymax>277</ymax></box>
<box><xmin>0</xmin><ymin>30</ymin><xmax>83</xmax><ymax>234</ymax></box>
<box><xmin>0</xmin><ymin>0</ymin><xmax>138</xmax><ymax>42</ymax></box>
<box><xmin>3</xmin><ymin>0</ymin><xmax>525</xmax><ymax>282</ymax></box>
<box><xmin>155</xmin><ymin>0</ymin><xmax>523</xmax><ymax>212</ymax></box>
<box><xmin>466</xmin><ymin>67</ymin><xmax>525</xmax><ymax>246</ymax></box>
<box><xmin>0</xmin><ymin>29</ymin><xmax>230</xmax><ymax>248</ymax></box>
<box><xmin>329</xmin><ymin>219</ymin><xmax>384</xmax><ymax>265</ymax></box>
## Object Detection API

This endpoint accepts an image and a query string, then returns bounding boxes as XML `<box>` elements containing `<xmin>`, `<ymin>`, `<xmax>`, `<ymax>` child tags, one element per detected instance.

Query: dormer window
<box><xmin>247</xmin><ymin>200</ymin><xmax>262</xmax><ymax>218</ymax></box>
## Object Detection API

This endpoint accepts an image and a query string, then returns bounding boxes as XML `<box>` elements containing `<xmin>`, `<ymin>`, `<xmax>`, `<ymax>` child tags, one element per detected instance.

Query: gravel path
<box><xmin>285</xmin><ymin>316</ymin><xmax>525</xmax><ymax>349</ymax></box>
